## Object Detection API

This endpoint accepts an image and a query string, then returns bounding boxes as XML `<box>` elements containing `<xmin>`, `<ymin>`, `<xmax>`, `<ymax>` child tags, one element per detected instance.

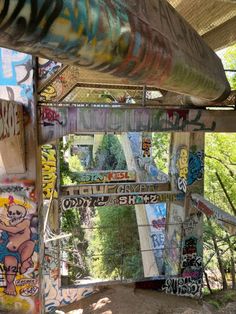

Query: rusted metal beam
<box><xmin>0</xmin><ymin>0</ymin><xmax>230</xmax><ymax>101</ymax></box>
<box><xmin>38</xmin><ymin>105</ymin><xmax>236</xmax><ymax>144</ymax></box>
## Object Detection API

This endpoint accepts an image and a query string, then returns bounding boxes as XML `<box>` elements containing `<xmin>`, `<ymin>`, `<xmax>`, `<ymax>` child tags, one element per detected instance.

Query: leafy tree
<box><xmin>88</xmin><ymin>205</ymin><xmax>143</xmax><ymax>281</ymax></box>
<box><xmin>61</xmin><ymin>208</ymin><xmax>89</xmax><ymax>282</ymax></box>
<box><xmin>152</xmin><ymin>133</ymin><xmax>170</xmax><ymax>173</ymax></box>
<box><xmin>204</xmin><ymin>133</ymin><xmax>236</xmax><ymax>290</ymax></box>
<box><xmin>222</xmin><ymin>44</ymin><xmax>236</xmax><ymax>89</ymax></box>
<box><xmin>94</xmin><ymin>134</ymin><xmax>127</xmax><ymax>170</ymax></box>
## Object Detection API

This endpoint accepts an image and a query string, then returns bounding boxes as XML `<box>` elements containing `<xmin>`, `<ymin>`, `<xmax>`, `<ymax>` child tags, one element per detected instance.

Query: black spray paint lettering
<box><xmin>0</xmin><ymin>0</ymin><xmax>63</xmax><ymax>42</ymax></box>
<box><xmin>162</xmin><ymin>277</ymin><xmax>202</xmax><ymax>297</ymax></box>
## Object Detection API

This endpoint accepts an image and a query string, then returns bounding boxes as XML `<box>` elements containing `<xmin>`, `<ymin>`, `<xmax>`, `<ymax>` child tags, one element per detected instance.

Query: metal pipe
<box><xmin>0</xmin><ymin>0</ymin><xmax>230</xmax><ymax>101</ymax></box>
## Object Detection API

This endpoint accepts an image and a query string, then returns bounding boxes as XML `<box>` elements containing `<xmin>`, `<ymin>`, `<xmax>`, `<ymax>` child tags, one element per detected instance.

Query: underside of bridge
<box><xmin>0</xmin><ymin>1</ymin><xmax>235</xmax><ymax>313</ymax></box>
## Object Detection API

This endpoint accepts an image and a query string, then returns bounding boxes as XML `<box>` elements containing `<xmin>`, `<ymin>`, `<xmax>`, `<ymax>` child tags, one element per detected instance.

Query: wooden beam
<box><xmin>61</xmin><ymin>182</ymin><xmax>170</xmax><ymax>196</ymax></box>
<box><xmin>38</xmin><ymin>106</ymin><xmax>236</xmax><ymax>144</ymax></box>
<box><xmin>60</xmin><ymin>192</ymin><xmax>182</xmax><ymax>211</ymax></box>
<box><xmin>0</xmin><ymin>100</ymin><xmax>25</xmax><ymax>173</ymax></box>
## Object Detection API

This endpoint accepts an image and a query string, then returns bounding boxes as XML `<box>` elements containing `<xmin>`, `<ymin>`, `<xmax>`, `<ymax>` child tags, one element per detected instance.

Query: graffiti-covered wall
<box><xmin>0</xmin><ymin>49</ymin><xmax>41</xmax><ymax>313</ymax></box>
<box><xmin>0</xmin><ymin>48</ymin><xmax>33</xmax><ymax>108</ymax></box>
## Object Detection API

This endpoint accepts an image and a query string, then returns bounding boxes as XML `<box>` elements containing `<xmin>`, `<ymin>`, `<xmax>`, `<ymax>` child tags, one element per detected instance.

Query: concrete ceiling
<box><xmin>168</xmin><ymin>0</ymin><xmax>236</xmax><ymax>50</ymax></box>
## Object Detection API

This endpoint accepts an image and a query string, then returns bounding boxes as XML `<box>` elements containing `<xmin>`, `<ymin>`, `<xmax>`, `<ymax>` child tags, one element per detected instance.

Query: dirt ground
<box><xmin>59</xmin><ymin>284</ymin><xmax>232</xmax><ymax>314</ymax></box>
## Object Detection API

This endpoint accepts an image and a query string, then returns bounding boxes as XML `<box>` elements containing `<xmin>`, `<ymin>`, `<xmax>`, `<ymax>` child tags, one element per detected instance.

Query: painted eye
<box><xmin>16</xmin><ymin>211</ymin><xmax>21</xmax><ymax>215</ymax></box>
<box><xmin>8</xmin><ymin>211</ymin><xmax>12</xmax><ymax>215</ymax></box>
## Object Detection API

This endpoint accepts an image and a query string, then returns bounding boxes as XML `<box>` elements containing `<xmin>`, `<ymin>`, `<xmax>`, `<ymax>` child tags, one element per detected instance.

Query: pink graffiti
<box><xmin>40</xmin><ymin>107</ymin><xmax>63</xmax><ymax>125</ymax></box>
<box><xmin>152</xmin><ymin>217</ymin><xmax>166</xmax><ymax>229</ymax></box>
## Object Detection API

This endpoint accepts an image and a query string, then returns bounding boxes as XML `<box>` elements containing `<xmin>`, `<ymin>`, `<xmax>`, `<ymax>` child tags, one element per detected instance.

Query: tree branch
<box><xmin>205</xmin><ymin>154</ymin><xmax>235</xmax><ymax>177</ymax></box>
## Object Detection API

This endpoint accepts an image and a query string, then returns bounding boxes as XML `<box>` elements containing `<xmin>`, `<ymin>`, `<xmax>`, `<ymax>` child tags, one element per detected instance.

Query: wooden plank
<box><xmin>61</xmin><ymin>182</ymin><xmax>170</xmax><ymax>196</ymax></box>
<box><xmin>60</xmin><ymin>192</ymin><xmax>182</xmax><ymax>210</ymax></box>
<box><xmin>38</xmin><ymin>106</ymin><xmax>236</xmax><ymax>144</ymax></box>
<box><xmin>0</xmin><ymin>100</ymin><xmax>25</xmax><ymax>173</ymax></box>
<box><xmin>69</xmin><ymin>170</ymin><xmax>136</xmax><ymax>184</ymax></box>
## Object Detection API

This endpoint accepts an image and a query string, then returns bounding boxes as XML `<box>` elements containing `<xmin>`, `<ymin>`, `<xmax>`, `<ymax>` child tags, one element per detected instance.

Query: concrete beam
<box><xmin>38</xmin><ymin>106</ymin><xmax>236</xmax><ymax>144</ymax></box>
<box><xmin>203</xmin><ymin>16</ymin><xmax>236</xmax><ymax>51</ymax></box>
<box><xmin>0</xmin><ymin>0</ymin><xmax>230</xmax><ymax>101</ymax></box>
<box><xmin>61</xmin><ymin>182</ymin><xmax>170</xmax><ymax>196</ymax></box>
<box><xmin>60</xmin><ymin>192</ymin><xmax>181</xmax><ymax>211</ymax></box>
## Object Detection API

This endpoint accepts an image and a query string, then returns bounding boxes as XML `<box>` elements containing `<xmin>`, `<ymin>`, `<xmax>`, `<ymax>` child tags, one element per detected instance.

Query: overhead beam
<box><xmin>38</xmin><ymin>106</ymin><xmax>236</xmax><ymax>144</ymax></box>
<box><xmin>39</xmin><ymin>66</ymin><xmax>80</xmax><ymax>102</ymax></box>
<box><xmin>0</xmin><ymin>0</ymin><xmax>230</xmax><ymax>101</ymax></box>
<box><xmin>203</xmin><ymin>16</ymin><xmax>236</xmax><ymax>51</ymax></box>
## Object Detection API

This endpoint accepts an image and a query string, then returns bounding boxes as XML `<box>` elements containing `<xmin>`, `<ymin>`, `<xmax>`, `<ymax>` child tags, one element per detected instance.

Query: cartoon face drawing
<box><xmin>7</xmin><ymin>204</ymin><xmax>27</xmax><ymax>226</ymax></box>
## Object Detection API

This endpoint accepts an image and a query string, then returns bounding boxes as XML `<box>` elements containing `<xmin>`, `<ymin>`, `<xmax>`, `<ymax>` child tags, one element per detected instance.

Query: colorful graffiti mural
<box><xmin>39</xmin><ymin>66</ymin><xmax>79</xmax><ymax>102</ymax></box>
<box><xmin>146</xmin><ymin>203</ymin><xmax>166</xmax><ymax>274</ymax></box>
<box><xmin>38</xmin><ymin>59</ymin><xmax>62</xmax><ymax>90</ymax></box>
<box><xmin>187</xmin><ymin>150</ymin><xmax>204</xmax><ymax>186</ymax></box>
<box><xmin>42</xmin><ymin>145</ymin><xmax>58</xmax><ymax>200</ymax></box>
<box><xmin>175</xmin><ymin>146</ymin><xmax>189</xmax><ymax>193</ymax></box>
<box><xmin>0</xmin><ymin>48</ymin><xmax>33</xmax><ymax>107</ymax></box>
<box><xmin>38</xmin><ymin>106</ymin><xmax>236</xmax><ymax>144</ymax></box>
<box><xmin>0</xmin><ymin>0</ymin><xmax>230</xmax><ymax>101</ymax></box>
<box><xmin>0</xmin><ymin>193</ymin><xmax>39</xmax><ymax>312</ymax></box>
<box><xmin>0</xmin><ymin>48</ymin><xmax>39</xmax><ymax>313</ymax></box>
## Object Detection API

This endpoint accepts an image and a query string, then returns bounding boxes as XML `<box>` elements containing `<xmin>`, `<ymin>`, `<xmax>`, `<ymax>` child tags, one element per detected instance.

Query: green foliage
<box><xmin>68</xmin><ymin>155</ymin><xmax>84</xmax><ymax>172</ymax></box>
<box><xmin>152</xmin><ymin>133</ymin><xmax>170</xmax><ymax>173</ymax></box>
<box><xmin>61</xmin><ymin>208</ymin><xmax>89</xmax><ymax>281</ymax></box>
<box><xmin>205</xmin><ymin>133</ymin><xmax>236</xmax><ymax>214</ymax></box>
<box><xmin>222</xmin><ymin>44</ymin><xmax>236</xmax><ymax>89</ymax></box>
<box><xmin>88</xmin><ymin>206</ymin><xmax>144</xmax><ymax>281</ymax></box>
<box><xmin>59</xmin><ymin>139</ymin><xmax>84</xmax><ymax>185</ymax></box>
<box><xmin>204</xmin><ymin>133</ymin><xmax>236</xmax><ymax>289</ymax></box>
<box><xmin>94</xmin><ymin>134</ymin><xmax>127</xmax><ymax>170</ymax></box>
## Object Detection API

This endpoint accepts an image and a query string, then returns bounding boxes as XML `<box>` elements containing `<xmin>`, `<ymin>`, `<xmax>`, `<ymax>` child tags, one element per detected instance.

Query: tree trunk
<box><xmin>226</xmin><ymin>236</ymin><xmax>236</xmax><ymax>289</ymax></box>
<box><xmin>207</xmin><ymin>219</ymin><xmax>228</xmax><ymax>290</ymax></box>
<box><xmin>204</xmin><ymin>270</ymin><xmax>213</xmax><ymax>294</ymax></box>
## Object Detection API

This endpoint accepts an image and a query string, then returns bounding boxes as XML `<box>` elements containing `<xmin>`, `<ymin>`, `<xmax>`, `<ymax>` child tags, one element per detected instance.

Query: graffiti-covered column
<box><xmin>163</xmin><ymin>132</ymin><xmax>204</xmax><ymax>297</ymax></box>
<box><xmin>0</xmin><ymin>48</ymin><xmax>42</xmax><ymax>313</ymax></box>
<box><xmin>180</xmin><ymin>133</ymin><xmax>204</xmax><ymax>297</ymax></box>
<box><xmin>164</xmin><ymin>132</ymin><xmax>190</xmax><ymax>276</ymax></box>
